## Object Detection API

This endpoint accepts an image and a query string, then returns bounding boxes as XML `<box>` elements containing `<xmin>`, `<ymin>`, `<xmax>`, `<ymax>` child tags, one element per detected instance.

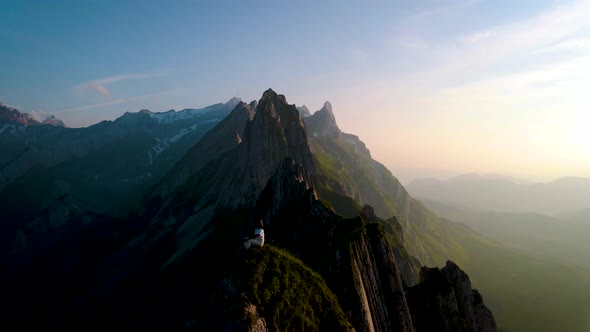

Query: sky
<box><xmin>1</xmin><ymin>0</ymin><xmax>589</xmax><ymax>182</ymax></box>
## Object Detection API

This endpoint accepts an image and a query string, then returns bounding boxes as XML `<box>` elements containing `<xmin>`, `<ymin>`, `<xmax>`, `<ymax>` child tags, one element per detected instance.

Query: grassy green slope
<box><xmin>422</xmin><ymin>199</ymin><xmax>590</xmax><ymax>270</ymax></box>
<box><xmin>309</xmin><ymin>133</ymin><xmax>590</xmax><ymax>332</ymax></box>
<box><xmin>457</xmin><ymin>233</ymin><xmax>590</xmax><ymax>332</ymax></box>
<box><xmin>310</xmin><ymin>135</ymin><xmax>474</xmax><ymax>267</ymax></box>
<box><xmin>242</xmin><ymin>245</ymin><xmax>354</xmax><ymax>331</ymax></box>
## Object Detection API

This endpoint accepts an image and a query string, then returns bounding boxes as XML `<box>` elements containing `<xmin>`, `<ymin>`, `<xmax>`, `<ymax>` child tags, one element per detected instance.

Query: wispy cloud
<box><xmin>55</xmin><ymin>88</ymin><xmax>185</xmax><ymax>115</ymax></box>
<box><xmin>535</xmin><ymin>37</ymin><xmax>590</xmax><ymax>54</ymax></box>
<box><xmin>88</xmin><ymin>83</ymin><xmax>112</xmax><ymax>97</ymax></box>
<box><xmin>383</xmin><ymin>0</ymin><xmax>590</xmax><ymax>98</ymax></box>
<box><xmin>452</xmin><ymin>0</ymin><xmax>590</xmax><ymax>64</ymax></box>
<box><xmin>75</xmin><ymin>72</ymin><xmax>169</xmax><ymax>97</ymax></box>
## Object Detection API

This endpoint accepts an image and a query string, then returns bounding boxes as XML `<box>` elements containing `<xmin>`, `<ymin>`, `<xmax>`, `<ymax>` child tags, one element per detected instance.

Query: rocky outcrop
<box><xmin>407</xmin><ymin>261</ymin><xmax>497</xmax><ymax>332</ymax></box>
<box><xmin>360</xmin><ymin>205</ymin><xmax>420</xmax><ymax>286</ymax></box>
<box><xmin>179</xmin><ymin>88</ymin><xmax>317</xmax><ymax>210</ymax></box>
<box><xmin>305</xmin><ymin>101</ymin><xmax>341</xmax><ymax>138</ymax></box>
<box><xmin>41</xmin><ymin>115</ymin><xmax>66</xmax><ymax>127</ymax></box>
<box><xmin>0</xmin><ymin>90</ymin><xmax>498</xmax><ymax>332</ymax></box>
<box><xmin>346</xmin><ymin>223</ymin><xmax>415</xmax><ymax>332</ymax></box>
<box><xmin>442</xmin><ymin>261</ymin><xmax>497</xmax><ymax>332</ymax></box>
<box><xmin>243</xmin><ymin>303</ymin><xmax>267</xmax><ymax>332</ymax></box>
<box><xmin>297</xmin><ymin>105</ymin><xmax>312</xmax><ymax>117</ymax></box>
<box><xmin>255</xmin><ymin>157</ymin><xmax>314</xmax><ymax>221</ymax></box>
<box><xmin>0</xmin><ymin>102</ymin><xmax>41</xmax><ymax>127</ymax></box>
<box><xmin>152</xmin><ymin>100</ymin><xmax>256</xmax><ymax>197</ymax></box>
<box><xmin>132</xmin><ymin>90</ymin><xmax>319</xmax><ymax>265</ymax></box>
<box><xmin>0</xmin><ymin>102</ymin><xmax>67</xmax><ymax>128</ymax></box>
<box><xmin>149</xmin><ymin>89</ymin><xmax>317</xmax><ymax>213</ymax></box>
<box><xmin>250</xmin><ymin>156</ymin><xmax>414</xmax><ymax>332</ymax></box>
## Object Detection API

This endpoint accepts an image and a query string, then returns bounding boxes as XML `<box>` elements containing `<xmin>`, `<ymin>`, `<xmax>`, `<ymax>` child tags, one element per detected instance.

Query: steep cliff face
<box><xmin>228</xmin><ymin>88</ymin><xmax>316</xmax><ymax>207</ymax></box>
<box><xmin>152</xmin><ymin>100</ymin><xmax>256</xmax><ymax>197</ymax></box>
<box><xmin>249</xmin><ymin>153</ymin><xmax>414</xmax><ymax>332</ymax></box>
<box><xmin>306</xmin><ymin>101</ymin><xmax>341</xmax><ymax>138</ymax></box>
<box><xmin>347</xmin><ymin>223</ymin><xmax>415</xmax><ymax>332</ymax></box>
<box><xmin>360</xmin><ymin>204</ymin><xmax>420</xmax><ymax>286</ymax></box>
<box><xmin>441</xmin><ymin>261</ymin><xmax>497</xmax><ymax>332</ymax></box>
<box><xmin>144</xmin><ymin>89</ymin><xmax>315</xmax><ymax>217</ymax></box>
<box><xmin>407</xmin><ymin>261</ymin><xmax>497</xmax><ymax>332</ymax></box>
<box><xmin>304</xmin><ymin>101</ymin><xmax>496</xmax><ymax>275</ymax></box>
<box><xmin>137</xmin><ymin>90</ymin><xmax>496</xmax><ymax>331</ymax></box>
<box><xmin>1</xmin><ymin>90</ymin><xmax>497</xmax><ymax>331</ymax></box>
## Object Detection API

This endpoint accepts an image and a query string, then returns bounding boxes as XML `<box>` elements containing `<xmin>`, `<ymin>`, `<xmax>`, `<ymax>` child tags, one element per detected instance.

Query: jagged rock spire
<box><xmin>303</xmin><ymin>100</ymin><xmax>341</xmax><ymax>138</ymax></box>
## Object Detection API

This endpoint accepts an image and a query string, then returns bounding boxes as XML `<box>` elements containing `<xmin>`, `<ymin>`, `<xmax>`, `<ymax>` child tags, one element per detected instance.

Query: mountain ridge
<box><xmin>1</xmin><ymin>90</ymin><xmax>499</xmax><ymax>331</ymax></box>
<box><xmin>407</xmin><ymin>174</ymin><xmax>590</xmax><ymax>215</ymax></box>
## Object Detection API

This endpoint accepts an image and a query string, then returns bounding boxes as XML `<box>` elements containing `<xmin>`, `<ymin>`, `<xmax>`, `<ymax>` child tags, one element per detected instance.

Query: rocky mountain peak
<box><xmin>297</xmin><ymin>105</ymin><xmax>312</xmax><ymax>117</ymax></box>
<box><xmin>321</xmin><ymin>101</ymin><xmax>333</xmax><ymax>114</ymax></box>
<box><xmin>441</xmin><ymin>261</ymin><xmax>497</xmax><ymax>332</ymax></box>
<box><xmin>225</xmin><ymin>96</ymin><xmax>242</xmax><ymax>109</ymax></box>
<box><xmin>260</xmin><ymin>88</ymin><xmax>287</xmax><ymax>105</ymax></box>
<box><xmin>249</xmin><ymin>99</ymin><xmax>258</xmax><ymax>110</ymax></box>
<box><xmin>42</xmin><ymin>115</ymin><xmax>66</xmax><ymax>127</ymax></box>
<box><xmin>303</xmin><ymin>100</ymin><xmax>341</xmax><ymax>138</ymax></box>
<box><xmin>0</xmin><ymin>103</ymin><xmax>41</xmax><ymax>127</ymax></box>
<box><xmin>221</xmin><ymin>89</ymin><xmax>316</xmax><ymax>207</ymax></box>
<box><xmin>407</xmin><ymin>261</ymin><xmax>497</xmax><ymax>332</ymax></box>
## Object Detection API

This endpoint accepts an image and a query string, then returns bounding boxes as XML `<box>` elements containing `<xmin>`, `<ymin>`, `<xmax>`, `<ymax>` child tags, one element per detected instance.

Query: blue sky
<box><xmin>1</xmin><ymin>0</ymin><xmax>589</xmax><ymax>180</ymax></box>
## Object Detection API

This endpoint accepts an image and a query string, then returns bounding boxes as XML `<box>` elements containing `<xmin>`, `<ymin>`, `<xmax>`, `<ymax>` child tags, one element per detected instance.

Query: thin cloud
<box><xmin>55</xmin><ymin>99</ymin><xmax>129</xmax><ymax>115</ymax></box>
<box><xmin>535</xmin><ymin>37</ymin><xmax>590</xmax><ymax>54</ymax></box>
<box><xmin>91</xmin><ymin>73</ymin><xmax>165</xmax><ymax>85</ymax></box>
<box><xmin>389</xmin><ymin>0</ymin><xmax>590</xmax><ymax>94</ymax></box>
<box><xmin>88</xmin><ymin>83</ymin><xmax>112</xmax><ymax>97</ymax></box>
<box><xmin>75</xmin><ymin>71</ymin><xmax>170</xmax><ymax>98</ymax></box>
<box><xmin>55</xmin><ymin>88</ymin><xmax>185</xmax><ymax>115</ymax></box>
<box><xmin>455</xmin><ymin>0</ymin><xmax>590</xmax><ymax>53</ymax></box>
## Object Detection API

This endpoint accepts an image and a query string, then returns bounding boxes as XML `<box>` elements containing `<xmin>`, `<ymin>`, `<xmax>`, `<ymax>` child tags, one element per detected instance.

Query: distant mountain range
<box><xmin>0</xmin><ymin>98</ymin><xmax>240</xmax><ymax>227</ymax></box>
<box><xmin>420</xmin><ymin>199</ymin><xmax>590</xmax><ymax>269</ymax></box>
<box><xmin>406</xmin><ymin>173</ymin><xmax>590</xmax><ymax>215</ymax></box>
<box><xmin>0</xmin><ymin>102</ymin><xmax>66</xmax><ymax>128</ymax></box>
<box><xmin>2</xmin><ymin>91</ymin><xmax>589</xmax><ymax>331</ymax></box>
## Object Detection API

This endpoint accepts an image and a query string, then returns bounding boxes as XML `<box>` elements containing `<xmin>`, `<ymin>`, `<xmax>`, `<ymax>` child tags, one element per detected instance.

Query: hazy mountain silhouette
<box><xmin>407</xmin><ymin>174</ymin><xmax>590</xmax><ymax>215</ymax></box>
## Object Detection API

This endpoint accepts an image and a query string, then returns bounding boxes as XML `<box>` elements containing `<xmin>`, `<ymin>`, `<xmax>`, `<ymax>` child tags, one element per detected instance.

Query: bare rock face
<box><xmin>243</xmin><ymin>303</ymin><xmax>267</xmax><ymax>332</ymax></box>
<box><xmin>365</xmin><ymin>223</ymin><xmax>415</xmax><ymax>332</ymax></box>
<box><xmin>153</xmin><ymin>100</ymin><xmax>256</xmax><ymax>197</ymax></box>
<box><xmin>255</xmin><ymin>157</ymin><xmax>314</xmax><ymax>222</ymax></box>
<box><xmin>42</xmin><ymin>115</ymin><xmax>66</xmax><ymax>127</ymax></box>
<box><xmin>340</xmin><ymin>221</ymin><xmax>415</xmax><ymax>332</ymax></box>
<box><xmin>305</xmin><ymin>101</ymin><xmax>342</xmax><ymax>138</ymax></box>
<box><xmin>220</xmin><ymin>88</ymin><xmax>316</xmax><ymax>208</ymax></box>
<box><xmin>407</xmin><ymin>261</ymin><xmax>497</xmax><ymax>332</ymax></box>
<box><xmin>0</xmin><ymin>103</ymin><xmax>41</xmax><ymax>127</ymax></box>
<box><xmin>297</xmin><ymin>105</ymin><xmax>312</xmax><ymax>117</ymax></box>
<box><xmin>442</xmin><ymin>261</ymin><xmax>497</xmax><ymax>332</ymax></box>
<box><xmin>0</xmin><ymin>102</ymin><xmax>67</xmax><ymax>128</ymax></box>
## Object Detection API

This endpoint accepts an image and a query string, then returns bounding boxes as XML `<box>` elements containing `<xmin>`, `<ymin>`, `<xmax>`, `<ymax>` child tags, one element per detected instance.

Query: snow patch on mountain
<box><xmin>149</xmin><ymin>106</ymin><xmax>215</xmax><ymax>124</ymax></box>
<box><xmin>148</xmin><ymin>118</ymin><xmax>222</xmax><ymax>159</ymax></box>
<box><xmin>0</xmin><ymin>124</ymin><xmax>16</xmax><ymax>135</ymax></box>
